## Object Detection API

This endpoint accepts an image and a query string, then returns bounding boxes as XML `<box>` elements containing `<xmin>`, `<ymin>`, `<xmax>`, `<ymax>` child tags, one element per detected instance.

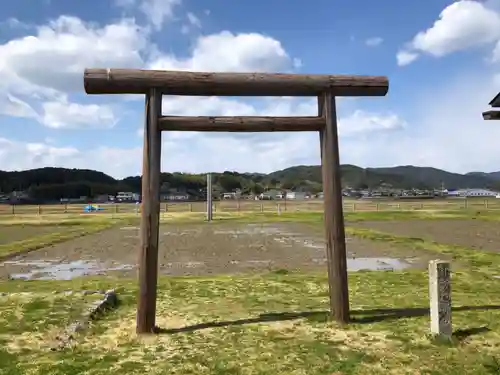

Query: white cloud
<box><xmin>0</xmin><ymin>15</ymin><xmax>150</xmax><ymax>129</ymax></box>
<box><xmin>0</xmin><ymin>137</ymin><xmax>142</xmax><ymax>178</ymax></box>
<box><xmin>139</xmin><ymin>0</ymin><xmax>181</xmax><ymax>30</ymax></box>
<box><xmin>114</xmin><ymin>0</ymin><xmax>136</xmax><ymax>7</ymax></box>
<box><xmin>335</xmin><ymin>69</ymin><xmax>500</xmax><ymax>174</ymax></box>
<box><xmin>162</xmin><ymin>96</ymin><xmax>256</xmax><ymax>116</ymax></box>
<box><xmin>402</xmin><ymin>70</ymin><xmax>500</xmax><ymax>173</ymax></box>
<box><xmin>339</xmin><ymin>110</ymin><xmax>406</xmax><ymax>136</ymax></box>
<box><xmin>365</xmin><ymin>37</ymin><xmax>383</xmax><ymax>47</ymax></box>
<box><xmin>0</xmin><ymin>13</ymin><xmax>303</xmax><ymax>135</ymax></box>
<box><xmin>0</xmin><ymin>16</ymin><xmax>148</xmax><ymax>97</ymax></box>
<box><xmin>0</xmin><ymin>138</ymin><xmax>79</xmax><ymax>172</ymax></box>
<box><xmin>115</xmin><ymin>0</ymin><xmax>181</xmax><ymax>30</ymax></box>
<box><xmin>181</xmin><ymin>12</ymin><xmax>201</xmax><ymax>34</ymax></box>
<box><xmin>150</xmin><ymin>31</ymin><xmax>293</xmax><ymax>72</ymax></box>
<box><xmin>396</xmin><ymin>50</ymin><xmax>419</xmax><ymax>66</ymax></box>
<box><xmin>1</xmin><ymin>18</ymin><xmax>33</xmax><ymax>30</ymax></box>
<box><xmin>189</xmin><ymin>32</ymin><xmax>291</xmax><ymax>72</ymax></box>
<box><xmin>0</xmin><ymin>94</ymin><xmax>38</xmax><ymax>119</ymax></box>
<box><xmin>187</xmin><ymin>12</ymin><xmax>201</xmax><ymax>28</ymax></box>
<box><xmin>397</xmin><ymin>0</ymin><xmax>500</xmax><ymax>65</ymax></box>
<box><xmin>490</xmin><ymin>39</ymin><xmax>500</xmax><ymax>62</ymax></box>
<box><xmin>0</xmin><ymin>94</ymin><xmax>117</xmax><ymax>130</ymax></box>
<box><xmin>40</xmin><ymin>99</ymin><xmax>117</xmax><ymax>129</ymax></box>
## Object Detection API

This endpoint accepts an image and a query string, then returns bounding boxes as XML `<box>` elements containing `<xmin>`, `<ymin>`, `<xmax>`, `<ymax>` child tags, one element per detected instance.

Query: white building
<box><xmin>116</xmin><ymin>192</ymin><xmax>140</xmax><ymax>201</ymax></box>
<box><xmin>285</xmin><ymin>191</ymin><xmax>308</xmax><ymax>200</ymax></box>
<box><xmin>450</xmin><ymin>189</ymin><xmax>499</xmax><ymax>197</ymax></box>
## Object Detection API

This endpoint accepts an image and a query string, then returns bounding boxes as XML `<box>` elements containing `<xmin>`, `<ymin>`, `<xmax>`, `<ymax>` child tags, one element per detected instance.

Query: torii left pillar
<box><xmin>136</xmin><ymin>88</ymin><xmax>162</xmax><ymax>333</ymax></box>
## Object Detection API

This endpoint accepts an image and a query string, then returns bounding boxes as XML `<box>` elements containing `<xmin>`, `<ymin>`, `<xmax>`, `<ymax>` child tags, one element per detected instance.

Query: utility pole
<box><xmin>207</xmin><ymin>173</ymin><xmax>213</xmax><ymax>221</ymax></box>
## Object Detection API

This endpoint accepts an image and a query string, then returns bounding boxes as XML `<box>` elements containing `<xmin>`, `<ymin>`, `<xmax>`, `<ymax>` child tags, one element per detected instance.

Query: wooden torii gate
<box><xmin>83</xmin><ymin>69</ymin><xmax>389</xmax><ymax>333</ymax></box>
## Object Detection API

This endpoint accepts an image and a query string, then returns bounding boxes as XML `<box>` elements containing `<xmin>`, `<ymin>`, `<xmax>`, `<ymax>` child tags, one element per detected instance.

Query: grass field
<box><xmin>2</xmin><ymin>207</ymin><xmax>500</xmax><ymax>373</ymax></box>
<box><xmin>1</xmin><ymin>197</ymin><xmax>500</xmax><ymax>217</ymax></box>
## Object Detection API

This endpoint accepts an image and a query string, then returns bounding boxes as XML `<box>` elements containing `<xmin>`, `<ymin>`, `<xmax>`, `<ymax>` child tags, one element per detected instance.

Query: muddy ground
<box><xmin>352</xmin><ymin>219</ymin><xmax>500</xmax><ymax>252</ymax></box>
<box><xmin>0</xmin><ymin>222</ymin><xmax>443</xmax><ymax>280</ymax></box>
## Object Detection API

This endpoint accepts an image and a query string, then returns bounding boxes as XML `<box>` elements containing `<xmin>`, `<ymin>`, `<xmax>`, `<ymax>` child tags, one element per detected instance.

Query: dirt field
<box><xmin>0</xmin><ymin>222</ymin><xmax>443</xmax><ymax>280</ymax></box>
<box><xmin>352</xmin><ymin>219</ymin><xmax>500</xmax><ymax>252</ymax></box>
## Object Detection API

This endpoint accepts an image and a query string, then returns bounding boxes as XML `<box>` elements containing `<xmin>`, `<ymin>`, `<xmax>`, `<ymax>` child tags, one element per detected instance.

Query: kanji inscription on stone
<box><xmin>428</xmin><ymin>260</ymin><xmax>452</xmax><ymax>338</ymax></box>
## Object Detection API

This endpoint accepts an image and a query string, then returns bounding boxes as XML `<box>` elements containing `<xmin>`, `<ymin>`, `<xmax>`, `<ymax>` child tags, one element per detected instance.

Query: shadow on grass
<box><xmin>155</xmin><ymin>305</ymin><xmax>500</xmax><ymax>339</ymax></box>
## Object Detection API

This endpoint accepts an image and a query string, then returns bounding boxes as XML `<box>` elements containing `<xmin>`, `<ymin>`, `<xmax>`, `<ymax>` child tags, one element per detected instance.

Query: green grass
<box><xmin>2</xmin><ymin>206</ymin><xmax>500</xmax><ymax>226</ymax></box>
<box><xmin>1</xmin><ymin>271</ymin><xmax>500</xmax><ymax>374</ymax></box>
<box><xmin>155</xmin><ymin>208</ymin><xmax>500</xmax><ymax>224</ymax></box>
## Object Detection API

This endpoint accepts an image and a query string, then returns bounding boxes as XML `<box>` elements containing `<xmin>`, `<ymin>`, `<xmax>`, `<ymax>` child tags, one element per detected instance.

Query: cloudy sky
<box><xmin>1</xmin><ymin>0</ymin><xmax>500</xmax><ymax>178</ymax></box>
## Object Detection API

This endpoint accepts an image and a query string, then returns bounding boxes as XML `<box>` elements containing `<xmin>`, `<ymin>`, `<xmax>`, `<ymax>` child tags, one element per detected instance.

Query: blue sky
<box><xmin>1</xmin><ymin>0</ymin><xmax>500</xmax><ymax>178</ymax></box>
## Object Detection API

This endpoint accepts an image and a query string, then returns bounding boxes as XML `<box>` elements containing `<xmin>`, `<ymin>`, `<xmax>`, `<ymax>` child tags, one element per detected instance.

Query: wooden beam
<box><xmin>158</xmin><ymin>116</ymin><xmax>324</xmax><ymax>132</ymax></box>
<box><xmin>482</xmin><ymin>110</ymin><xmax>500</xmax><ymax>120</ymax></box>
<box><xmin>319</xmin><ymin>92</ymin><xmax>350</xmax><ymax>324</ymax></box>
<box><xmin>84</xmin><ymin>69</ymin><xmax>389</xmax><ymax>97</ymax></box>
<box><xmin>136</xmin><ymin>88</ymin><xmax>162</xmax><ymax>334</ymax></box>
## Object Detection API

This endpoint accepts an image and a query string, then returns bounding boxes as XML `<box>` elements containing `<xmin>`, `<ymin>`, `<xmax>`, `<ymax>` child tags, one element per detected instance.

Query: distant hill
<box><xmin>466</xmin><ymin>171</ymin><xmax>500</xmax><ymax>181</ymax></box>
<box><xmin>370</xmin><ymin>166</ymin><xmax>496</xmax><ymax>190</ymax></box>
<box><xmin>268</xmin><ymin>165</ymin><xmax>500</xmax><ymax>191</ymax></box>
<box><xmin>1</xmin><ymin>164</ymin><xmax>500</xmax><ymax>201</ymax></box>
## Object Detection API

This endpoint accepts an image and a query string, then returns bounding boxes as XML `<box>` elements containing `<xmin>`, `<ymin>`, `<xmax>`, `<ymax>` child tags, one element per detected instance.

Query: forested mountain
<box><xmin>466</xmin><ymin>171</ymin><xmax>500</xmax><ymax>181</ymax></box>
<box><xmin>1</xmin><ymin>164</ymin><xmax>500</xmax><ymax>201</ymax></box>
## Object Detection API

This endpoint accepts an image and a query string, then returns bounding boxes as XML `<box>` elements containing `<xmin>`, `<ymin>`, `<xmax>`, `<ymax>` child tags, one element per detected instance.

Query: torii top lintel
<box><xmin>83</xmin><ymin>68</ymin><xmax>389</xmax><ymax>97</ymax></box>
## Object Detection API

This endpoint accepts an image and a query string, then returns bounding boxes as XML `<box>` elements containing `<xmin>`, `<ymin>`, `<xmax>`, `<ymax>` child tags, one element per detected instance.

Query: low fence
<box><xmin>0</xmin><ymin>198</ymin><xmax>499</xmax><ymax>216</ymax></box>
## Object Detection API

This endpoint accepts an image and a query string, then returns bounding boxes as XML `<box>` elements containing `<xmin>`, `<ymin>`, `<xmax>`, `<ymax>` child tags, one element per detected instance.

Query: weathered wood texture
<box><xmin>158</xmin><ymin>116</ymin><xmax>324</xmax><ymax>132</ymax></box>
<box><xmin>84</xmin><ymin>69</ymin><xmax>389</xmax><ymax>97</ymax></box>
<box><xmin>429</xmin><ymin>260</ymin><xmax>452</xmax><ymax>338</ymax></box>
<box><xmin>482</xmin><ymin>110</ymin><xmax>500</xmax><ymax>120</ymax></box>
<box><xmin>319</xmin><ymin>93</ymin><xmax>350</xmax><ymax>323</ymax></box>
<box><xmin>136</xmin><ymin>88</ymin><xmax>162</xmax><ymax>334</ymax></box>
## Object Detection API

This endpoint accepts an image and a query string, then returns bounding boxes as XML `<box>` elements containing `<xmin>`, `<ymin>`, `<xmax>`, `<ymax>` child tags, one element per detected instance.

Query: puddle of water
<box><xmin>8</xmin><ymin>259</ymin><xmax>134</xmax><ymax>280</ymax></box>
<box><xmin>312</xmin><ymin>257</ymin><xmax>412</xmax><ymax>271</ymax></box>
<box><xmin>5</xmin><ymin>255</ymin><xmax>412</xmax><ymax>280</ymax></box>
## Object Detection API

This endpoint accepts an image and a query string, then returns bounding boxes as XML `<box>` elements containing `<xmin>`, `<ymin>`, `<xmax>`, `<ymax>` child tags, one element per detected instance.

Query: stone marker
<box><xmin>277</xmin><ymin>204</ymin><xmax>281</xmax><ymax>215</ymax></box>
<box><xmin>51</xmin><ymin>289</ymin><xmax>119</xmax><ymax>351</ymax></box>
<box><xmin>428</xmin><ymin>260</ymin><xmax>452</xmax><ymax>338</ymax></box>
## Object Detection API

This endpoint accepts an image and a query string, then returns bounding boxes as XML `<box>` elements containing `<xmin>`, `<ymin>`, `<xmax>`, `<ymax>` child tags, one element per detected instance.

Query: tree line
<box><xmin>2</xmin><ymin>164</ymin><xmax>500</xmax><ymax>202</ymax></box>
